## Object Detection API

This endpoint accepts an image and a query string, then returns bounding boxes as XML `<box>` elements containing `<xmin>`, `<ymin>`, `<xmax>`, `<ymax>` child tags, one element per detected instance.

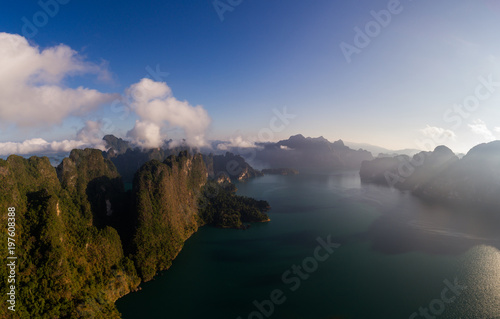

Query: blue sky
<box><xmin>1</xmin><ymin>0</ymin><xmax>500</xmax><ymax>154</ymax></box>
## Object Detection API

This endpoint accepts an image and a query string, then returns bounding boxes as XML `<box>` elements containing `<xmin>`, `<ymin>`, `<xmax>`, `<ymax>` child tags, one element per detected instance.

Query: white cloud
<box><xmin>126</xmin><ymin>78</ymin><xmax>211</xmax><ymax>148</ymax></box>
<box><xmin>126</xmin><ymin>120</ymin><xmax>163</xmax><ymax>149</ymax></box>
<box><xmin>75</xmin><ymin>120</ymin><xmax>108</xmax><ymax>148</ymax></box>
<box><xmin>494</xmin><ymin>127</ymin><xmax>500</xmax><ymax>133</ymax></box>
<box><xmin>0</xmin><ymin>121</ymin><xmax>107</xmax><ymax>155</ymax></box>
<box><xmin>421</xmin><ymin>126</ymin><xmax>456</xmax><ymax>142</ymax></box>
<box><xmin>0</xmin><ymin>32</ymin><xmax>117</xmax><ymax>128</ymax></box>
<box><xmin>0</xmin><ymin>34</ymin><xmax>214</xmax><ymax>154</ymax></box>
<box><xmin>216</xmin><ymin>136</ymin><xmax>256</xmax><ymax>151</ymax></box>
<box><xmin>215</xmin><ymin>143</ymin><xmax>229</xmax><ymax>151</ymax></box>
<box><xmin>468</xmin><ymin>119</ymin><xmax>496</xmax><ymax>142</ymax></box>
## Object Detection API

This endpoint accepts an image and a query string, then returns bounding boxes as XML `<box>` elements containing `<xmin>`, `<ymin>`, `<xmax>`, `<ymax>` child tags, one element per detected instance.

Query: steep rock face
<box><xmin>105</xmin><ymin>148</ymin><xmax>173</xmax><ymax>184</ymax></box>
<box><xmin>103</xmin><ymin>134</ymin><xmax>131</xmax><ymax>155</ymax></box>
<box><xmin>103</xmin><ymin>134</ymin><xmax>205</xmax><ymax>184</ymax></box>
<box><xmin>0</xmin><ymin>153</ymin><xmax>139</xmax><ymax>319</ymax></box>
<box><xmin>58</xmin><ymin>149</ymin><xmax>120</xmax><ymax>192</ymax></box>
<box><xmin>205</xmin><ymin>152</ymin><xmax>263</xmax><ymax>181</ymax></box>
<box><xmin>57</xmin><ymin>149</ymin><xmax>124</xmax><ymax>228</ymax></box>
<box><xmin>255</xmin><ymin>134</ymin><xmax>373</xmax><ymax>170</ymax></box>
<box><xmin>131</xmin><ymin>151</ymin><xmax>208</xmax><ymax>281</ymax></box>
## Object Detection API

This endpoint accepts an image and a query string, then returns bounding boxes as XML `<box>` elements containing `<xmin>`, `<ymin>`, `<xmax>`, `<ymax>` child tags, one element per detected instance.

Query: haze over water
<box><xmin>117</xmin><ymin>172</ymin><xmax>500</xmax><ymax>318</ymax></box>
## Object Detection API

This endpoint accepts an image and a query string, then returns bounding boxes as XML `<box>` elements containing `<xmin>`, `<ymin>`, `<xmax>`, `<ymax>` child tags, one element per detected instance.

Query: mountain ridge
<box><xmin>360</xmin><ymin>140</ymin><xmax>500</xmax><ymax>207</ymax></box>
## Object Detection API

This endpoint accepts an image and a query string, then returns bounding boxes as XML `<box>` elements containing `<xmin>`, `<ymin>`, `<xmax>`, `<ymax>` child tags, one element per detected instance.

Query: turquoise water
<box><xmin>116</xmin><ymin>172</ymin><xmax>500</xmax><ymax>318</ymax></box>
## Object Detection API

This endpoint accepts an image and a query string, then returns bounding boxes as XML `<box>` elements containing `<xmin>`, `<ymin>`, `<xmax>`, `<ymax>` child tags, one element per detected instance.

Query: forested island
<box><xmin>0</xmin><ymin>149</ymin><xmax>269</xmax><ymax>318</ymax></box>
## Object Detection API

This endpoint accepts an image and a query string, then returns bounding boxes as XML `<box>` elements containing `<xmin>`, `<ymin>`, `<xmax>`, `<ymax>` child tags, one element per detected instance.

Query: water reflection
<box><xmin>346</xmin><ymin>182</ymin><xmax>500</xmax><ymax>255</ymax></box>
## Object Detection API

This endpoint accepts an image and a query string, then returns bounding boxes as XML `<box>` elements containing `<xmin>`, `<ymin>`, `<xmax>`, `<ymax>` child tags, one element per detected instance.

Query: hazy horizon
<box><xmin>0</xmin><ymin>131</ymin><xmax>472</xmax><ymax>159</ymax></box>
<box><xmin>3</xmin><ymin>1</ymin><xmax>500</xmax><ymax>153</ymax></box>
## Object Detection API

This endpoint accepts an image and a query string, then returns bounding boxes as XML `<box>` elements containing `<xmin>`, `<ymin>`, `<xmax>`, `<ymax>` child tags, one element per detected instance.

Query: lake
<box><xmin>116</xmin><ymin>171</ymin><xmax>500</xmax><ymax>318</ymax></box>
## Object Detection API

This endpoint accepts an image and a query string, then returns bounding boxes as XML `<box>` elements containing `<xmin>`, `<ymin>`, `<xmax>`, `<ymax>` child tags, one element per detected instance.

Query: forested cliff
<box><xmin>0</xmin><ymin>150</ymin><xmax>139</xmax><ymax>318</ymax></box>
<box><xmin>0</xmin><ymin>149</ymin><xmax>269</xmax><ymax>318</ymax></box>
<box><xmin>131</xmin><ymin>151</ymin><xmax>207</xmax><ymax>281</ymax></box>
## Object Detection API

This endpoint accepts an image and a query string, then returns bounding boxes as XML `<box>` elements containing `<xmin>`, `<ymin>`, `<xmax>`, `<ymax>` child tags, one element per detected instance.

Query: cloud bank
<box><xmin>0</xmin><ymin>33</ymin><xmax>212</xmax><ymax>155</ymax></box>
<box><xmin>216</xmin><ymin>136</ymin><xmax>256</xmax><ymax>151</ymax></box>
<box><xmin>126</xmin><ymin>78</ymin><xmax>211</xmax><ymax>148</ymax></box>
<box><xmin>421</xmin><ymin>125</ymin><xmax>456</xmax><ymax>142</ymax></box>
<box><xmin>0</xmin><ymin>32</ymin><xmax>117</xmax><ymax>128</ymax></box>
<box><xmin>0</xmin><ymin>121</ymin><xmax>107</xmax><ymax>156</ymax></box>
<box><xmin>468</xmin><ymin>119</ymin><xmax>496</xmax><ymax>142</ymax></box>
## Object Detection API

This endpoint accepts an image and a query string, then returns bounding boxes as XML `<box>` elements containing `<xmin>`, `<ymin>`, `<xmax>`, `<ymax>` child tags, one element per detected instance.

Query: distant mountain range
<box><xmin>104</xmin><ymin>133</ymin><xmax>500</xmax><ymax>208</ymax></box>
<box><xmin>103</xmin><ymin>134</ymin><xmax>379</xmax><ymax>179</ymax></box>
<box><xmin>251</xmin><ymin>134</ymin><xmax>373</xmax><ymax>170</ymax></box>
<box><xmin>4</xmin><ymin>135</ymin><xmax>427</xmax><ymax>170</ymax></box>
<box><xmin>343</xmin><ymin>141</ymin><xmax>421</xmax><ymax>157</ymax></box>
<box><xmin>360</xmin><ymin>141</ymin><xmax>500</xmax><ymax>208</ymax></box>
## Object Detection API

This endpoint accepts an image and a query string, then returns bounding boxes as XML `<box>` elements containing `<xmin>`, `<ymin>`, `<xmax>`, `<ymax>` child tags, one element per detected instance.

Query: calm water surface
<box><xmin>116</xmin><ymin>172</ymin><xmax>500</xmax><ymax>318</ymax></box>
